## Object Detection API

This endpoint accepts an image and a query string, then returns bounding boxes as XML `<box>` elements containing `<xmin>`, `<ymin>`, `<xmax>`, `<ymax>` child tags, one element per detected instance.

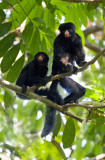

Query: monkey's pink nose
<box><xmin>38</xmin><ymin>56</ymin><xmax>43</xmax><ymax>61</ymax></box>
<box><xmin>64</xmin><ymin>30</ymin><xmax>71</xmax><ymax>37</ymax></box>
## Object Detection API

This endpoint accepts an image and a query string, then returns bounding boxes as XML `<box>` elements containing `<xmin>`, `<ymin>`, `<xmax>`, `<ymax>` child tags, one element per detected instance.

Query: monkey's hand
<box><xmin>66</xmin><ymin>64</ymin><xmax>73</xmax><ymax>72</ymax></box>
<box><xmin>39</xmin><ymin>76</ymin><xmax>52</xmax><ymax>86</ymax></box>
<box><xmin>45</xmin><ymin>75</ymin><xmax>52</xmax><ymax>82</ymax></box>
<box><xmin>39</xmin><ymin>78</ymin><xmax>47</xmax><ymax>86</ymax></box>
<box><xmin>72</xmin><ymin>66</ymin><xmax>78</xmax><ymax>74</ymax></box>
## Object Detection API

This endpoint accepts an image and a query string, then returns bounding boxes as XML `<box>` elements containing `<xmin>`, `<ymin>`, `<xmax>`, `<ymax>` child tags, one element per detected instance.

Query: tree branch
<box><xmin>63</xmin><ymin>0</ymin><xmax>102</xmax><ymax>2</ymax></box>
<box><xmin>0</xmin><ymin>78</ymin><xmax>83</xmax><ymax>123</ymax></box>
<box><xmin>84</xmin><ymin>23</ymin><xmax>104</xmax><ymax>53</ymax></box>
<box><xmin>88</xmin><ymin>154</ymin><xmax>105</xmax><ymax>160</ymax></box>
<box><xmin>85</xmin><ymin>38</ymin><xmax>103</xmax><ymax>53</ymax></box>
<box><xmin>84</xmin><ymin>24</ymin><xmax>103</xmax><ymax>37</ymax></box>
<box><xmin>63</xmin><ymin>101</ymin><xmax>105</xmax><ymax>109</ymax></box>
<box><xmin>52</xmin><ymin>140</ymin><xmax>67</xmax><ymax>159</ymax></box>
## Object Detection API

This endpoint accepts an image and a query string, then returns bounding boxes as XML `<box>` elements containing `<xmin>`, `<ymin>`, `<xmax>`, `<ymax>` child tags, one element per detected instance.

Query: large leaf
<box><xmin>41</xmin><ymin>37</ymin><xmax>47</xmax><ymax>53</ymax></box>
<box><xmin>0</xmin><ymin>9</ymin><xmax>6</xmax><ymax>23</ymax></box>
<box><xmin>6</xmin><ymin>55</ymin><xmax>25</xmax><ymax>83</ymax></box>
<box><xmin>1</xmin><ymin>43</ymin><xmax>20</xmax><ymax>73</ymax></box>
<box><xmin>32</xmin><ymin>17</ymin><xmax>46</xmax><ymax>26</ymax></box>
<box><xmin>65</xmin><ymin>6</ymin><xmax>80</xmax><ymax>28</ymax></box>
<box><xmin>22</xmin><ymin>22</ymin><xmax>33</xmax><ymax>47</ymax></box>
<box><xmin>0</xmin><ymin>32</ymin><xmax>16</xmax><ymax>58</ymax></box>
<box><xmin>52</xmin><ymin>113</ymin><xmax>61</xmax><ymax>138</ymax></box>
<box><xmin>0</xmin><ymin>0</ymin><xmax>18</xmax><ymax>9</ymax></box>
<box><xmin>43</xmin><ymin>8</ymin><xmax>55</xmax><ymax>30</ymax></box>
<box><xmin>51</xmin><ymin>0</ymin><xmax>70</xmax><ymax>6</ymax></box>
<box><xmin>62</xmin><ymin>118</ymin><xmax>75</xmax><ymax>148</ymax></box>
<box><xmin>28</xmin><ymin>5</ymin><xmax>44</xmax><ymax>19</ymax></box>
<box><xmin>4</xmin><ymin>89</ymin><xmax>16</xmax><ymax>108</ymax></box>
<box><xmin>87</xmin><ymin>2</ymin><xmax>99</xmax><ymax>11</ymax></box>
<box><xmin>0</xmin><ymin>22</ymin><xmax>12</xmax><ymax>37</ymax></box>
<box><xmin>28</xmin><ymin>29</ymin><xmax>40</xmax><ymax>55</ymax></box>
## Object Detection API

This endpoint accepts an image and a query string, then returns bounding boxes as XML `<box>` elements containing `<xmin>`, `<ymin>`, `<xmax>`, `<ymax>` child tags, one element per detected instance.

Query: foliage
<box><xmin>0</xmin><ymin>0</ymin><xmax>105</xmax><ymax>160</ymax></box>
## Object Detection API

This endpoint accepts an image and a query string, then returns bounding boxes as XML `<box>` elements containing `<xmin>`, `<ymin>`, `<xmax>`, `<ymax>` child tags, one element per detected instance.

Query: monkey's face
<box><xmin>34</xmin><ymin>52</ymin><xmax>49</xmax><ymax>65</ymax></box>
<box><xmin>59</xmin><ymin>22</ymin><xmax>76</xmax><ymax>40</ymax></box>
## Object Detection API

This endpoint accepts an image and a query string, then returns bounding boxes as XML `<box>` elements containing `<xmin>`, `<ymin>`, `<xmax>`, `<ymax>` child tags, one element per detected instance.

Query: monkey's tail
<box><xmin>41</xmin><ymin>107</ymin><xmax>56</xmax><ymax>137</ymax></box>
<box><xmin>41</xmin><ymin>87</ymin><xmax>63</xmax><ymax>137</ymax></box>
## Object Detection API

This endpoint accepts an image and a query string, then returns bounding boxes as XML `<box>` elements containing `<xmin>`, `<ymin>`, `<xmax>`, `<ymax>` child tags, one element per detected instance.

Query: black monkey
<box><xmin>16</xmin><ymin>52</ymin><xmax>49</xmax><ymax>99</ymax></box>
<box><xmin>51</xmin><ymin>22</ymin><xmax>86</xmax><ymax>104</ymax></box>
<box><xmin>16</xmin><ymin>52</ymin><xmax>63</xmax><ymax>137</ymax></box>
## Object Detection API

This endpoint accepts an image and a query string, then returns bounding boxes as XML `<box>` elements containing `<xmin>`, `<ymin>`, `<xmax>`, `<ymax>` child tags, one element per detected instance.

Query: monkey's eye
<box><xmin>69</xmin><ymin>29</ymin><xmax>73</xmax><ymax>33</ymax></box>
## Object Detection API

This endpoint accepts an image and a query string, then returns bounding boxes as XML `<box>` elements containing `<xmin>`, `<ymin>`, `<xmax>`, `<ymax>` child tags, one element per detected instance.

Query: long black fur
<box><xmin>16</xmin><ymin>52</ymin><xmax>49</xmax><ymax>99</ymax></box>
<box><xmin>41</xmin><ymin>88</ymin><xmax>63</xmax><ymax>137</ymax></box>
<box><xmin>51</xmin><ymin>22</ymin><xmax>86</xmax><ymax>103</ymax></box>
<box><xmin>16</xmin><ymin>52</ymin><xmax>63</xmax><ymax>137</ymax></box>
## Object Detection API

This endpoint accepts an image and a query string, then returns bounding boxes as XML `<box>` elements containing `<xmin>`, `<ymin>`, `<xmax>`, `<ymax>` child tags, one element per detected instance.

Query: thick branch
<box><xmin>0</xmin><ymin>78</ymin><xmax>83</xmax><ymax>123</ymax></box>
<box><xmin>85</xmin><ymin>38</ymin><xmax>103</xmax><ymax>53</ymax></box>
<box><xmin>84</xmin><ymin>24</ymin><xmax>104</xmax><ymax>53</ymax></box>
<box><xmin>63</xmin><ymin>0</ymin><xmax>102</xmax><ymax>2</ymax></box>
<box><xmin>84</xmin><ymin>24</ymin><xmax>103</xmax><ymax>37</ymax></box>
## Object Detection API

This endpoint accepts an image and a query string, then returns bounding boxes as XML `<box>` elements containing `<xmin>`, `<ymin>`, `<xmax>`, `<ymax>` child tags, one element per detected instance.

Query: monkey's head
<box><xmin>34</xmin><ymin>52</ymin><xmax>49</xmax><ymax>66</ymax></box>
<box><xmin>59</xmin><ymin>22</ymin><xmax>76</xmax><ymax>40</ymax></box>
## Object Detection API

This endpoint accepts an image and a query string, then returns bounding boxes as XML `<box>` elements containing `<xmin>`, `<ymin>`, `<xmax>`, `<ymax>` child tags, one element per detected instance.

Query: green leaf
<box><xmin>33</xmin><ymin>17</ymin><xmax>46</xmax><ymax>26</ymax></box>
<box><xmin>43</xmin><ymin>8</ymin><xmax>55</xmax><ymax>30</ymax></box>
<box><xmin>0</xmin><ymin>32</ymin><xmax>16</xmax><ymax>58</ymax></box>
<box><xmin>76</xmin><ymin>29</ymin><xmax>85</xmax><ymax>46</ymax></box>
<box><xmin>22</xmin><ymin>22</ymin><xmax>33</xmax><ymax>47</ymax></box>
<box><xmin>0</xmin><ymin>9</ymin><xmax>6</xmax><ymax>23</ymax></box>
<box><xmin>85</xmin><ymin>88</ymin><xmax>100</xmax><ymax>101</ymax></box>
<box><xmin>0</xmin><ymin>22</ymin><xmax>12</xmax><ymax>37</ymax></box>
<box><xmin>1</xmin><ymin>43</ymin><xmax>20</xmax><ymax>73</ymax></box>
<box><xmin>6</xmin><ymin>55</ymin><xmax>25</xmax><ymax>83</ymax></box>
<box><xmin>28</xmin><ymin>29</ymin><xmax>40</xmax><ymax>55</ymax></box>
<box><xmin>9</xmin><ymin>0</ymin><xmax>36</xmax><ymax>29</ymax></box>
<box><xmin>4</xmin><ymin>89</ymin><xmax>16</xmax><ymax>107</ymax></box>
<box><xmin>0</xmin><ymin>0</ymin><xmax>18</xmax><ymax>9</ymax></box>
<box><xmin>62</xmin><ymin>118</ymin><xmax>75</xmax><ymax>148</ymax></box>
<box><xmin>51</xmin><ymin>0</ymin><xmax>70</xmax><ymax>6</ymax></box>
<box><xmin>41</xmin><ymin>37</ymin><xmax>47</xmax><ymax>53</ymax></box>
<box><xmin>39</xmin><ymin>25</ymin><xmax>54</xmax><ymax>35</ymax></box>
<box><xmin>0</xmin><ymin>130</ymin><xmax>5</xmax><ymax>142</ymax></box>
<box><xmin>65</xmin><ymin>6</ymin><xmax>80</xmax><ymax>28</ymax></box>
<box><xmin>52</xmin><ymin>113</ymin><xmax>61</xmax><ymax>138</ymax></box>
<box><xmin>87</xmin><ymin>2</ymin><xmax>99</xmax><ymax>11</ymax></box>
<box><xmin>28</xmin><ymin>5</ymin><xmax>44</xmax><ymax>19</ymax></box>
<box><xmin>78</xmin><ymin>4</ymin><xmax>88</xmax><ymax>27</ymax></box>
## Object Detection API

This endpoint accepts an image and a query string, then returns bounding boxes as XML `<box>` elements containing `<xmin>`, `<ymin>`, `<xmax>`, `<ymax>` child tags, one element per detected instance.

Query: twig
<box><xmin>0</xmin><ymin>78</ymin><xmax>84</xmax><ymax>123</ymax></box>
<box><xmin>2</xmin><ymin>0</ymin><xmax>18</xmax><ymax>13</ymax></box>
<box><xmin>88</xmin><ymin>154</ymin><xmax>105</xmax><ymax>160</ymax></box>
<box><xmin>52</xmin><ymin>140</ymin><xmax>67</xmax><ymax>160</ymax></box>
<box><xmin>63</xmin><ymin>101</ymin><xmax>105</xmax><ymax>109</ymax></box>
